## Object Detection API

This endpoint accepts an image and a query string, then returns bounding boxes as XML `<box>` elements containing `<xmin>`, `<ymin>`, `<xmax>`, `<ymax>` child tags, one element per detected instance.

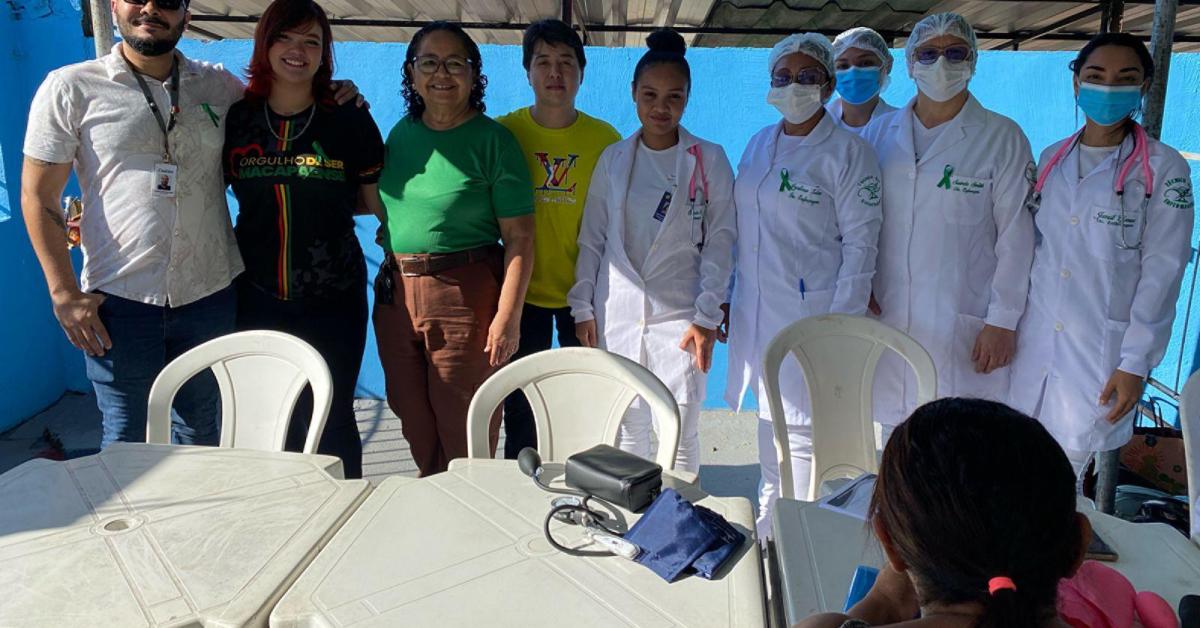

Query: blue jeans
<box><xmin>86</xmin><ymin>286</ymin><xmax>236</xmax><ymax>448</ymax></box>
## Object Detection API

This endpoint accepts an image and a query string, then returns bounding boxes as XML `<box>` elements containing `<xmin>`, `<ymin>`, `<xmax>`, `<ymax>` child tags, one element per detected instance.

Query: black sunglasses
<box><xmin>122</xmin><ymin>0</ymin><xmax>188</xmax><ymax>11</ymax></box>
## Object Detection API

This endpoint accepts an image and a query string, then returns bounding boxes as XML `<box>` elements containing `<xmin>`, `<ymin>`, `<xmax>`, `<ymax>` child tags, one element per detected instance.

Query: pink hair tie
<box><xmin>988</xmin><ymin>577</ymin><xmax>1017</xmax><ymax>595</ymax></box>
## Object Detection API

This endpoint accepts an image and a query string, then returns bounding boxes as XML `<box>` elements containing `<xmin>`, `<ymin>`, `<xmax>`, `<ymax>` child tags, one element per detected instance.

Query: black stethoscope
<box><xmin>1024</xmin><ymin>122</ymin><xmax>1154</xmax><ymax>251</ymax></box>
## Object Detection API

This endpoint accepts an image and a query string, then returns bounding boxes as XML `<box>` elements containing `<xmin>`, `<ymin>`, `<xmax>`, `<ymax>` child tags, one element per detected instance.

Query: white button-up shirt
<box><xmin>23</xmin><ymin>44</ymin><xmax>244</xmax><ymax>306</ymax></box>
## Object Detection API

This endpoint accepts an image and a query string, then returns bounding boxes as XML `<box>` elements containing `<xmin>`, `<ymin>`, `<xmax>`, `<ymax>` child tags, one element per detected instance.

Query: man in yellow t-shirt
<box><xmin>497</xmin><ymin>19</ymin><xmax>621</xmax><ymax>458</ymax></box>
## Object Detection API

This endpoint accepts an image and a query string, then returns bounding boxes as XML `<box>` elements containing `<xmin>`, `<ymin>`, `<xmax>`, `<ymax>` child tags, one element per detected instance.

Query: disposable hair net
<box><xmin>904</xmin><ymin>12</ymin><xmax>979</xmax><ymax>72</ymax></box>
<box><xmin>832</xmin><ymin>27</ymin><xmax>893</xmax><ymax>90</ymax></box>
<box><xmin>769</xmin><ymin>32</ymin><xmax>835</xmax><ymax>78</ymax></box>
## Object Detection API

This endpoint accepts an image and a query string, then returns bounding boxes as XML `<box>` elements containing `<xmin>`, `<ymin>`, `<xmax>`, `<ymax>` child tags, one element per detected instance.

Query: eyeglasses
<box><xmin>122</xmin><ymin>0</ymin><xmax>187</xmax><ymax>11</ymax></box>
<box><xmin>913</xmin><ymin>45</ymin><xmax>972</xmax><ymax>65</ymax></box>
<box><xmin>411</xmin><ymin>55</ymin><xmax>473</xmax><ymax>76</ymax></box>
<box><xmin>770</xmin><ymin>68</ymin><xmax>828</xmax><ymax>88</ymax></box>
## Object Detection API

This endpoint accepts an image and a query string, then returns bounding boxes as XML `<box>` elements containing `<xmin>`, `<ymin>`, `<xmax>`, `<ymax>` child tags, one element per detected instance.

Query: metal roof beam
<box><xmin>186</xmin><ymin>14</ymin><xmax>1200</xmax><ymax>42</ymax></box>
<box><xmin>187</xmin><ymin>24</ymin><xmax>226</xmax><ymax>40</ymax></box>
<box><xmin>1007</xmin><ymin>3</ymin><xmax>1105</xmax><ymax>46</ymax></box>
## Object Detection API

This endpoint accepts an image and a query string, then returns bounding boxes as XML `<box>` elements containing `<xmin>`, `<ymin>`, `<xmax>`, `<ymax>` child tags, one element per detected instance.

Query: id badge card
<box><xmin>689</xmin><ymin>200</ymin><xmax>707</xmax><ymax>246</ymax></box>
<box><xmin>652</xmin><ymin>190</ymin><xmax>673</xmax><ymax>222</ymax></box>
<box><xmin>152</xmin><ymin>162</ymin><xmax>178</xmax><ymax>198</ymax></box>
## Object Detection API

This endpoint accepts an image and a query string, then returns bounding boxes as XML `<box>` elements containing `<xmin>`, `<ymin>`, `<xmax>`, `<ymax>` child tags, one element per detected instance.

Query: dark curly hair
<box><xmin>402</xmin><ymin>21</ymin><xmax>488</xmax><ymax>118</ymax></box>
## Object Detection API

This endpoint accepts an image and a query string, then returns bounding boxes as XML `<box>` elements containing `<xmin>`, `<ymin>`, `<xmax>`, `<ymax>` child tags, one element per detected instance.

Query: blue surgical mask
<box><xmin>1076</xmin><ymin>83</ymin><xmax>1143</xmax><ymax>126</ymax></box>
<box><xmin>835</xmin><ymin>66</ymin><xmax>882</xmax><ymax>105</ymax></box>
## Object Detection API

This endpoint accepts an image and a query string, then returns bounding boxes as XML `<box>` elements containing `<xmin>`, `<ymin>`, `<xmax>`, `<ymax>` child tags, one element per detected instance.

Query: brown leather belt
<box><xmin>392</xmin><ymin>245</ymin><xmax>500</xmax><ymax>277</ymax></box>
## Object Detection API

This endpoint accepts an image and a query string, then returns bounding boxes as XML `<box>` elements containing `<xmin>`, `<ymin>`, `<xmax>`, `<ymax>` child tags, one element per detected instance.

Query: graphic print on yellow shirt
<box><xmin>535</xmin><ymin>152</ymin><xmax>580</xmax><ymax>202</ymax></box>
<box><xmin>498</xmin><ymin>107</ymin><xmax>621</xmax><ymax>308</ymax></box>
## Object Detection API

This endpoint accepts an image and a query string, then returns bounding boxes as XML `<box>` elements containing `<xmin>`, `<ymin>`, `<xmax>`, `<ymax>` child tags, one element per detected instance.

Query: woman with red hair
<box><xmin>223</xmin><ymin>0</ymin><xmax>384</xmax><ymax>478</ymax></box>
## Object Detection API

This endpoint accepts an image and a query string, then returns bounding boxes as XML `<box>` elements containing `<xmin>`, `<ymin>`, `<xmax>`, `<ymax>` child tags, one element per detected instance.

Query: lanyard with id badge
<box><xmin>648</xmin><ymin>144</ymin><xmax>710</xmax><ymax>249</ymax></box>
<box><xmin>124</xmin><ymin>52</ymin><xmax>181</xmax><ymax>198</ymax></box>
<box><xmin>685</xmin><ymin>144</ymin><xmax>710</xmax><ymax>249</ymax></box>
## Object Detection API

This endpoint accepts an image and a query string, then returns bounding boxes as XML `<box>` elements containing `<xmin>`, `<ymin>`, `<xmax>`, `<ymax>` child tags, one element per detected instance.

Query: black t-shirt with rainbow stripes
<box><xmin>224</xmin><ymin>98</ymin><xmax>384</xmax><ymax>300</ymax></box>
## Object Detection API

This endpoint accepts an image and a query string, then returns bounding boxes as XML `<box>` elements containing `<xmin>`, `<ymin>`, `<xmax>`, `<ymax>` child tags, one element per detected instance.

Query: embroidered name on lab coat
<box><xmin>779</xmin><ymin>169</ymin><xmax>823</xmax><ymax>205</ymax></box>
<box><xmin>1094</xmin><ymin>210</ymin><xmax>1137</xmax><ymax>227</ymax></box>
<box><xmin>936</xmin><ymin>165</ymin><xmax>987</xmax><ymax>195</ymax></box>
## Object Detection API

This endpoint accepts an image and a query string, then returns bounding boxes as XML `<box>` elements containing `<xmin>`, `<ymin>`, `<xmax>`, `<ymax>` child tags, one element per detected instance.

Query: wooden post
<box><xmin>1101</xmin><ymin>0</ymin><xmax>1126</xmax><ymax>33</ymax></box>
<box><xmin>561</xmin><ymin>0</ymin><xmax>572</xmax><ymax>24</ymax></box>
<box><xmin>89</xmin><ymin>0</ymin><xmax>114</xmax><ymax>58</ymax></box>
<box><xmin>1142</xmin><ymin>0</ymin><xmax>1177</xmax><ymax>139</ymax></box>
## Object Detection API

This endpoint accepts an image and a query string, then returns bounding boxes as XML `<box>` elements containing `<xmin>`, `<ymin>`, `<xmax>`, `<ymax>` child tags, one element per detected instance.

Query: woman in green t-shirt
<box><xmin>374</xmin><ymin>22</ymin><xmax>536</xmax><ymax>476</ymax></box>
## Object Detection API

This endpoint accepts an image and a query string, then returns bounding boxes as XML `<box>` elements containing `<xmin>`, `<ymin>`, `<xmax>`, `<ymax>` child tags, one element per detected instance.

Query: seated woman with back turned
<box><xmin>795</xmin><ymin>398</ymin><xmax>1090</xmax><ymax>628</ymax></box>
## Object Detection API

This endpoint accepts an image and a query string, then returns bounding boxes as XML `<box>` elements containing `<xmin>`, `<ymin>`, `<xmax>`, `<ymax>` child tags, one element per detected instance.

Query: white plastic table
<box><xmin>0</xmin><ymin>442</ymin><xmax>370</xmax><ymax>627</ymax></box>
<box><xmin>271</xmin><ymin>458</ymin><xmax>767</xmax><ymax>627</ymax></box>
<box><xmin>772</xmin><ymin>497</ymin><xmax>1200</xmax><ymax>625</ymax></box>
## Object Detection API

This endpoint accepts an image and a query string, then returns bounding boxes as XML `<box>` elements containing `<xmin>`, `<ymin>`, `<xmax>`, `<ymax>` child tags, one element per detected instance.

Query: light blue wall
<box><xmin>0</xmin><ymin>0</ymin><xmax>93</xmax><ymax>430</ymax></box>
<box><xmin>177</xmin><ymin>39</ymin><xmax>1200</xmax><ymax>419</ymax></box>
<box><xmin>2</xmin><ymin>24</ymin><xmax>1196</xmax><ymax>427</ymax></box>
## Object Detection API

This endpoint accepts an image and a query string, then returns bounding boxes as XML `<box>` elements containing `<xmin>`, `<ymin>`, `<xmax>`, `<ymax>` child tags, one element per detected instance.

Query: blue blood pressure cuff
<box><xmin>623</xmin><ymin>488</ymin><xmax>746</xmax><ymax>582</ymax></box>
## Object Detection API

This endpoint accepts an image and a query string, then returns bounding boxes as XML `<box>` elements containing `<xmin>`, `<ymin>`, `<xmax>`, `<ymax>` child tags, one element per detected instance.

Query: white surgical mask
<box><xmin>911</xmin><ymin>57</ymin><xmax>973</xmax><ymax>102</ymax></box>
<box><xmin>767</xmin><ymin>84</ymin><xmax>826</xmax><ymax>124</ymax></box>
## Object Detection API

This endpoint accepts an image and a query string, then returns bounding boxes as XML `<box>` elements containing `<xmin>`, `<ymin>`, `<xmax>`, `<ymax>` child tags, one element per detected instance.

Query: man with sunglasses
<box><xmin>860</xmin><ymin>12</ymin><xmax>1036</xmax><ymax>440</ymax></box>
<box><xmin>20</xmin><ymin>0</ymin><xmax>358</xmax><ymax>448</ymax></box>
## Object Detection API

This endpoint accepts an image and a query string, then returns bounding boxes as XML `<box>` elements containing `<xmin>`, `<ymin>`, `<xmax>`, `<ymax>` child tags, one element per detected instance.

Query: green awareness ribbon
<box><xmin>201</xmin><ymin>103</ymin><xmax>219</xmax><ymax>127</ymax></box>
<box><xmin>937</xmin><ymin>165</ymin><xmax>954</xmax><ymax>189</ymax></box>
<box><xmin>779</xmin><ymin>168</ymin><xmax>793</xmax><ymax>192</ymax></box>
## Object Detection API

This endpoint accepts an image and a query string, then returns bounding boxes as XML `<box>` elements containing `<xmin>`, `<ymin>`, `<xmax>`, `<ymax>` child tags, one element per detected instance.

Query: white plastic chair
<box><xmin>762</xmin><ymin>314</ymin><xmax>937</xmax><ymax>501</ymax></box>
<box><xmin>1178</xmin><ymin>369</ymin><xmax>1200</xmax><ymax>545</ymax></box>
<box><xmin>466</xmin><ymin>347</ymin><xmax>682</xmax><ymax>470</ymax></box>
<box><xmin>146</xmin><ymin>330</ymin><xmax>333</xmax><ymax>455</ymax></box>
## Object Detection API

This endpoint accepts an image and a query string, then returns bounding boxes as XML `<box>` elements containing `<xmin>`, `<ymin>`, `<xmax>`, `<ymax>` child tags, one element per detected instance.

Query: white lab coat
<box><xmin>569</xmin><ymin>126</ymin><xmax>736</xmax><ymax>404</ymax></box>
<box><xmin>827</xmin><ymin>98</ymin><xmax>898</xmax><ymax>135</ymax></box>
<box><xmin>861</xmin><ymin>95</ymin><xmax>1036</xmax><ymax>425</ymax></box>
<box><xmin>725</xmin><ymin>114</ymin><xmax>883</xmax><ymax>424</ymax></box>
<box><xmin>1009</xmin><ymin>134</ymin><xmax>1194</xmax><ymax>452</ymax></box>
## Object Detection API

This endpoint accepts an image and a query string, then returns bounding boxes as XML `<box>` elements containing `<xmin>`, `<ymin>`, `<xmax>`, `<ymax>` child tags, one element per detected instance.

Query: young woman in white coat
<box><xmin>827</xmin><ymin>27</ymin><xmax>898</xmax><ymax>134</ymax></box>
<box><xmin>1009</xmin><ymin>34</ymin><xmax>1194</xmax><ymax>477</ymax></box>
<box><xmin>569</xmin><ymin>29</ymin><xmax>735</xmax><ymax>474</ymax></box>
<box><xmin>861</xmin><ymin>13</ymin><xmax>1036</xmax><ymax>437</ymax></box>
<box><xmin>725</xmin><ymin>33</ymin><xmax>882</xmax><ymax>538</ymax></box>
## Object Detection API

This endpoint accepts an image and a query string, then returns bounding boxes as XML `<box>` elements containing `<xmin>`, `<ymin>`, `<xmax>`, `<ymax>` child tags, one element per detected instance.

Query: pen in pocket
<box><xmin>799</xmin><ymin>278</ymin><xmax>806</xmax><ymax>300</ymax></box>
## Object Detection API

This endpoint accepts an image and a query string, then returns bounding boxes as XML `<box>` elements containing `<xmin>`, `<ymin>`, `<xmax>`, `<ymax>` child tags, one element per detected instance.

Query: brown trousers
<box><xmin>373</xmin><ymin>254</ymin><xmax>503</xmax><ymax>476</ymax></box>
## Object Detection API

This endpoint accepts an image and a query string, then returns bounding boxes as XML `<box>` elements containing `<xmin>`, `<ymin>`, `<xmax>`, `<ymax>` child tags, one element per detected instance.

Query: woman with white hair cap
<box><xmin>828</xmin><ymin>26</ymin><xmax>898</xmax><ymax>133</ymax></box>
<box><xmin>725</xmin><ymin>32</ymin><xmax>883</xmax><ymax>538</ymax></box>
<box><xmin>860</xmin><ymin>12</ymin><xmax>1035</xmax><ymax>441</ymax></box>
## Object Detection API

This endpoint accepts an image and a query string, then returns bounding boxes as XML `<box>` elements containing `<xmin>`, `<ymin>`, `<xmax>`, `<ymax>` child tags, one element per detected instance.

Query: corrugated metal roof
<box><xmin>183</xmin><ymin>0</ymin><xmax>1200</xmax><ymax>52</ymax></box>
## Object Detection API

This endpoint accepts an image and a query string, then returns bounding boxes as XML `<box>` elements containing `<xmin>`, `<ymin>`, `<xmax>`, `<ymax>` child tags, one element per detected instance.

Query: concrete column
<box><xmin>90</xmin><ymin>0</ymin><xmax>114</xmax><ymax>58</ymax></box>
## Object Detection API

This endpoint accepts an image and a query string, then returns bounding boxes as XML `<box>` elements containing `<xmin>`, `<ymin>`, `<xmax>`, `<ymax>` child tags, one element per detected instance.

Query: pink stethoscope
<box><xmin>1025</xmin><ymin>122</ymin><xmax>1154</xmax><ymax>250</ymax></box>
<box><xmin>686</xmin><ymin>144</ymin><xmax>710</xmax><ymax>247</ymax></box>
